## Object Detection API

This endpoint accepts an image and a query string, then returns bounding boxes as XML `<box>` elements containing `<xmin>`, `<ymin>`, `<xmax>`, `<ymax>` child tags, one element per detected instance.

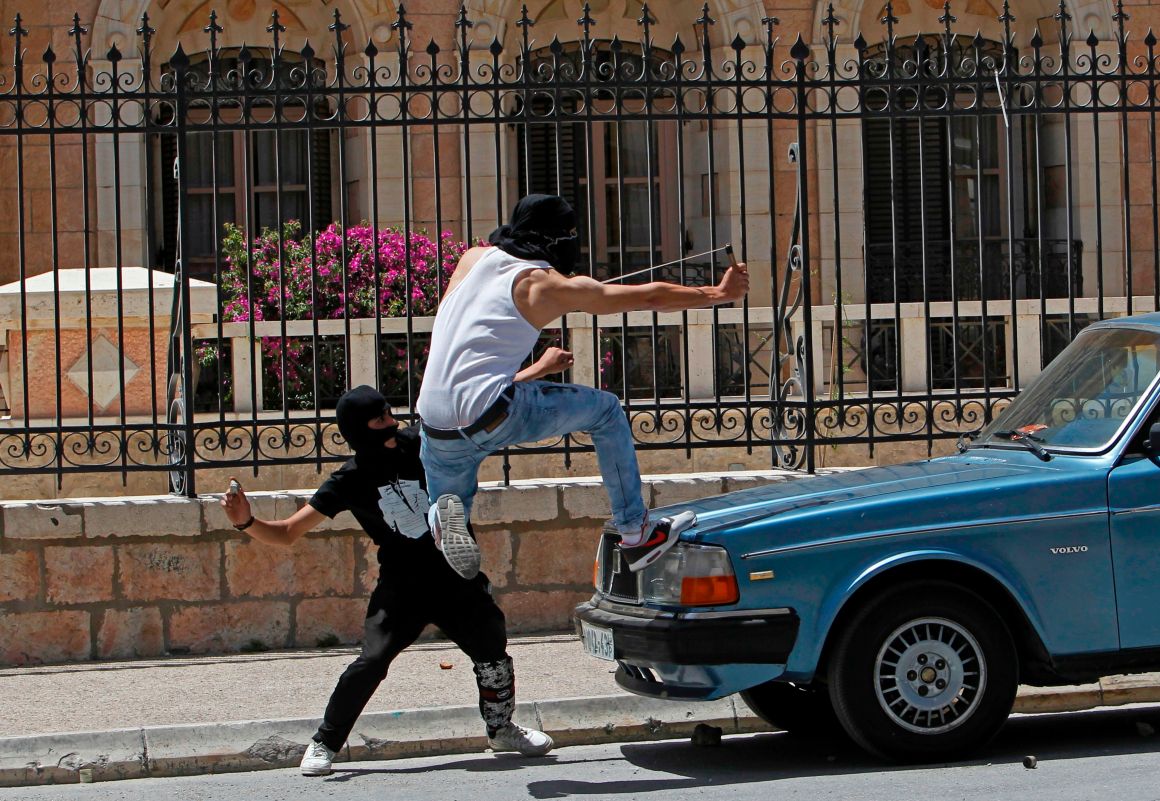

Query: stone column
<box><xmin>91</xmin><ymin>57</ymin><xmax>150</xmax><ymax>272</ymax></box>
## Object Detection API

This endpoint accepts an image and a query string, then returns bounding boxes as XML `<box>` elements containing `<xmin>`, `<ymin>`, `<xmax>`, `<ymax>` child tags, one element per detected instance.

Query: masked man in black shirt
<box><xmin>221</xmin><ymin>384</ymin><xmax>555</xmax><ymax>776</ymax></box>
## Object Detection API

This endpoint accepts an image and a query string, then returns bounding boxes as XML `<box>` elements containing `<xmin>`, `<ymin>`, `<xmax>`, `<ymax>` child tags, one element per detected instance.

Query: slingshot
<box><xmin>598</xmin><ymin>244</ymin><xmax>740</xmax><ymax>284</ymax></box>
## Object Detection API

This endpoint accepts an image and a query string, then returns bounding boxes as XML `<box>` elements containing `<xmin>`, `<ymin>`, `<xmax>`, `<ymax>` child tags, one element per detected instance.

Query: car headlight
<box><xmin>640</xmin><ymin>543</ymin><xmax>739</xmax><ymax>606</ymax></box>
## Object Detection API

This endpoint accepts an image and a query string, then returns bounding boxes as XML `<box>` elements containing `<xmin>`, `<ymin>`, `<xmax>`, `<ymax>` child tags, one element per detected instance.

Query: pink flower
<box><xmin>216</xmin><ymin>220</ymin><xmax>469</xmax><ymax>409</ymax></box>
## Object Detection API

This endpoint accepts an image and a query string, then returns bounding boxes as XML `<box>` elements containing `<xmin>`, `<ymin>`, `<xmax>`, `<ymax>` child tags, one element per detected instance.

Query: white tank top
<box><xmin>417</xmin><ymin>247</ymin><xmax>550</xmax><ymax>428</ymax></box>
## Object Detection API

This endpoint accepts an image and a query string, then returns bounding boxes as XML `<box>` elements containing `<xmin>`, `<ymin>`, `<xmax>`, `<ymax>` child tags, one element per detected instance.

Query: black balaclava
<box><xmin>488</xmin><ymin>194</ymin><xmax>580</xmax><ymax>275</ymax></box>
<box><xmin>336</xmin><ymin>385</ymin><xmax>397</xmax><ymax>458</ymax></box>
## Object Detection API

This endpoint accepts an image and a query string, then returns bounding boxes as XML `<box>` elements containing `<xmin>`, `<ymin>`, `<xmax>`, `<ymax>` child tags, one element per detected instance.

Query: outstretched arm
<box><xmin>220</xmin><ymin>478</ymin><xmax>325</xmax><ymax>547</ymax></box>
<box><xmin>516</xmin><ymin>263</ymin><xmax>750</xmax><ymax>328</ymax></box>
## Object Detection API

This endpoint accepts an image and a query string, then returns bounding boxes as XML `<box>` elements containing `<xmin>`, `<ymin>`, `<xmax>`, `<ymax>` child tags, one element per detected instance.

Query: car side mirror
<box><xmin>1146</xmin><ymin>422</ymin><xmax>1160</xmax><ymax>453</ymax></box>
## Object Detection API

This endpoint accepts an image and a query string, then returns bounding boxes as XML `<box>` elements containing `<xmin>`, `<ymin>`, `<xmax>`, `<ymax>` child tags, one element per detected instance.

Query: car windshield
<box><xmin>977</xmin><ymin>326</ymin><xmax>1160</xmax><ymax>452</ymax></box>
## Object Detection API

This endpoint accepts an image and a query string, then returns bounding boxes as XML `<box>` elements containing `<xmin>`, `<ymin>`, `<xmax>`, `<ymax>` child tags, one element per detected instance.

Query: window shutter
<box><xmin>863</xmin><ymin>117</ymin><xmax>950</xmax><ymax>302</ymax></box>
<box><xmin>863</xmin><ymin>118</ymin><xmax>948</xmax><ymax>245</ymax></box>
<box><xmin>312</xmin><ymin>127</ymin><xmax>334</xmax><ymax>229</ymax></box>
<box><xmin>517</xmin><ymin>95</ymin><xmax>582</xmax><ymax>211</ymax></box>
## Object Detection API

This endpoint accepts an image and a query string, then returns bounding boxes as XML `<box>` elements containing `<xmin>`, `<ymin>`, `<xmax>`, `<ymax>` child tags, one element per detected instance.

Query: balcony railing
<box><xmin>866</xmin><ymin>239</ymin><xmax>1084</xmax><ymax>304</ymax></box>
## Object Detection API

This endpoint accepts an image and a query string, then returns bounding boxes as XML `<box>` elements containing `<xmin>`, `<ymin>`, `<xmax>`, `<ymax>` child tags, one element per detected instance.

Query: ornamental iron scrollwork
<box><xmin>0</xmin><ymin>2</ymin><xmax>1130</xmax><ymax>490</ymax></box>
<box><xmin>770</xmin><ymin>141</ymin><xmax>808</xmax><ymax>471</ymax></box>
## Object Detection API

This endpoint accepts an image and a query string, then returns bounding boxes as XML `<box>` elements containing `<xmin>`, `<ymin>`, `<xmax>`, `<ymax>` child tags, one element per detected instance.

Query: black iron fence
<box><xmin>0</xmin><ymin>1</ymin><xmax>1155</xmax><ymax>494</ymax></box>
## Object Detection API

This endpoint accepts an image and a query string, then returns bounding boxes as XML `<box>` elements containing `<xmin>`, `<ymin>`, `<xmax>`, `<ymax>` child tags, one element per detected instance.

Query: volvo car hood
<box><xmin>657</xmin><ymin>455</ymin><xmax>1101</xmax><ymax>549</ymax></box>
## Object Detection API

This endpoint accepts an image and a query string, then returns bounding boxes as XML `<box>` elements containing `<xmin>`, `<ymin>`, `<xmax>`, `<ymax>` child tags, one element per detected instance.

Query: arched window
<box><xmin>515</xmin><ymin>42</ymin><xmax>682</xmax><ymax>281</ymax></box>
<box><xmin>152</xmin><ymin>50</ymin><xmax>336</xmax><ymax>281</ymax></box>
<box><xmin>862</xmin><ymin>37</ymin><xmax>1013</xmax><ymax>303</ymax></box>
<box><xmin>511</xmin><ymin>41</ymin><xmax>690</xmax><ymax>398</ymax></box>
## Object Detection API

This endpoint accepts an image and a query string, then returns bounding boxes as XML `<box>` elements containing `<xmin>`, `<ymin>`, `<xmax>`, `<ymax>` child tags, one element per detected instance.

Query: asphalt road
<box><xmin>5</xmin><ymin>706</ymin><xmax>1160</xmax><ymax>801</ymax></box>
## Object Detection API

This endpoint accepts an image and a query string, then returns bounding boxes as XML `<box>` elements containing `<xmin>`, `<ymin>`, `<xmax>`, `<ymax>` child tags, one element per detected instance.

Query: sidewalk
<box><xmin>1</xmin><ymin>633</ymin><xmax>1159</xmax><ymax>786</ymax></box>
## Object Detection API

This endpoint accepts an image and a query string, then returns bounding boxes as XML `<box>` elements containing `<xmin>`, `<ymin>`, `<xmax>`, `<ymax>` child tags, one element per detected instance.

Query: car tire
<box><xmin>827</xmin><ymin>581</ymin><xmax>1018</xmax><ymax>762</ymax></box>
<box><xmin>739</xmin><ymin>681</ymin><xmax>844</xmax><ymax>739</ymax></box>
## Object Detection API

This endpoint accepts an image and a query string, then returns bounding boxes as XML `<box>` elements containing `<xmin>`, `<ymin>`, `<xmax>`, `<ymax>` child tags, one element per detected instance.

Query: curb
<box><xmin>2</xmin><ymin>681</ymin><xmax>1159</xmax><ymax>787</ymax></box>
<box><xmin>0</xmin><ymin>695</ymin><xmax>762</xmax><ymax>788</ymax></box>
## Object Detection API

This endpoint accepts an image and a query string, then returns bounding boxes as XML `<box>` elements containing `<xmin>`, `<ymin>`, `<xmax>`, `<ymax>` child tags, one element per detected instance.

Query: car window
<box><xmin>979</xmin><ymin>327</ymin><xmax>1160</xmax><ymax>452</ymax></box>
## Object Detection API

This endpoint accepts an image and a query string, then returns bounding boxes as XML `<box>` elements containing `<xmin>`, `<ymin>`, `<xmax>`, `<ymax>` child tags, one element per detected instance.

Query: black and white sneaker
<box><xmin>435</xmin><ymin>494</ymin><xmax>481</xmax><ymax>579</ymax></box>
<box><xmin>618</xmin><ymin>510</ymin><xmax>697</xmax><ymax>573</ymax></box>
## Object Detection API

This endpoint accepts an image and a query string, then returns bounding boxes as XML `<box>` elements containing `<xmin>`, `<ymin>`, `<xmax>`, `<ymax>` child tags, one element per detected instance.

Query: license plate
<box><xmin>581</xmin><ymin>621</ymin><xmax>615</xmax><ymax>661</ymax></box>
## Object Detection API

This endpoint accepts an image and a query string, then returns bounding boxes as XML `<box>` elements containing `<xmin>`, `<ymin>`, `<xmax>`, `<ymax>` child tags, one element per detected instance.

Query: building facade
<box><xmin>0</xmin><ymin>0</ymin><xmax>1155</xmax><ymax>496</ymax></box>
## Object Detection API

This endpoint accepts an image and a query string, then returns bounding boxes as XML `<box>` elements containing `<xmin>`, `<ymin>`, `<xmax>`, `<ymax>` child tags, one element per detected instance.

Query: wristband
<box><xmin>233</xmin><ymin>515</ymin><xmax>255</xmax><ymax>531</ymax></box>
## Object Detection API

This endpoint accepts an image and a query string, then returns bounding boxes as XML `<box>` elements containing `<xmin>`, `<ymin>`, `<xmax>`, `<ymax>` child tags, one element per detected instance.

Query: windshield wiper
<box><xmin>992</xmin><ymin>429</ymin><xmax>1051</xmax><ymax>461</ymax></box>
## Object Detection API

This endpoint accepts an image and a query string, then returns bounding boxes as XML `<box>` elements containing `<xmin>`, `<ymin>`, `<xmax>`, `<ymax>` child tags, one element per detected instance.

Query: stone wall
<box><xmin>0</xmin><ymin>470</ymin><xmax>822</xmax><ymax>666</ymax></box>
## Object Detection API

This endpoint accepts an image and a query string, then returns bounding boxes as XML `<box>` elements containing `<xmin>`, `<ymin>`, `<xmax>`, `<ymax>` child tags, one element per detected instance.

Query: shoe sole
<box><xmin>436</xmin><ymin>494</ymin><xmax>480</xmax><ymax>579</ymax></box>
<box><xmin>625</xmin><ymin>532</ymin><xmax>679</xmax><ymax>572</ymax></box>
<box><xmin>488</xmin><ymin>734</ymin><xmax>555</xmax><ymax>757</ymax></box>
<box><xmin>300</xmin><ymin>765</ymin><xmax>333</xmax><ymax>776</ymax></box>
<box><xmin>625</xmin><ymin>510</ymin><xmax>698</xmax><ymax>573</ymax></box>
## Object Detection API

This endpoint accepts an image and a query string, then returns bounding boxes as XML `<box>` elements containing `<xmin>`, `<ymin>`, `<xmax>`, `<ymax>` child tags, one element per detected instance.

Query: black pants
<box><xmin>314</xmin><ymin>566</ymin><xmax>509</xmax><ymax>752</ymax></box>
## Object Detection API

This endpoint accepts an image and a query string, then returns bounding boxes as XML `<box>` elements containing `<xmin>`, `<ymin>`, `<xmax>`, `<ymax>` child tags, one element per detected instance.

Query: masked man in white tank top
<box><xmin>418</xmin><ymin>194</ymin><xmax>749</xmax><ymax>580</ymax></box>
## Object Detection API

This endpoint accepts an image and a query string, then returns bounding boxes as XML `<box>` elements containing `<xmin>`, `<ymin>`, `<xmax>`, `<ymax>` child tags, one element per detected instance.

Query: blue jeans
<box><xmin>420</xmin><ymin>381</ymin><xmax>647</xmax><ymax>534</ymax></box>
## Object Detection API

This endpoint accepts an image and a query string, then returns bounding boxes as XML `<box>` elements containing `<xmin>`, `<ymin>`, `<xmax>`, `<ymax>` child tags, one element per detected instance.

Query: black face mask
<box><xmin>489</xmin><ymin>194</ymin><xmax>581</xmax><ymax>274</ymax></box>
<box><xmin>545</xmin><ymin>232</ymin><xmax>580</xmax><ymax>275</ymax></box>
<box><xmin>336</xmin><ymin>386</ymin><xmax>394</xmax><ymax>456</ymax></box>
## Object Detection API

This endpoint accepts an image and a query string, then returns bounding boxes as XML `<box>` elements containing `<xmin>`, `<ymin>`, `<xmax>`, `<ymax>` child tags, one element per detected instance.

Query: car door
<box><xmin>1108</xmin><ymin>453</ymin><xmax>1160</xmax><ymax>648</ymax></box>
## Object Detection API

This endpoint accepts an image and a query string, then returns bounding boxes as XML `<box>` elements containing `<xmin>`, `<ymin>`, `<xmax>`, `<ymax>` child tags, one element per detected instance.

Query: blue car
<box><xmin>576</xmin><ymin>313</ymin><xmax>1160</xmax><ymax>762</ymax></box>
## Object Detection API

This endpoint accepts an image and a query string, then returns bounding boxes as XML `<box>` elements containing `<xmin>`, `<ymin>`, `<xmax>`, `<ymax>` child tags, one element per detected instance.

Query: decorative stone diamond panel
<box><xmin>66</xmin><ymin>334</ymin><xmax>140</xmax><ymax>411</ymax></box>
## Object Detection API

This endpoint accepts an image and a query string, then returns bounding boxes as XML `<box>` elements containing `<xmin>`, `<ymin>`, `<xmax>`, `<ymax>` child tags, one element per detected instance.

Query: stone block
<box><xmin>309</xmin><ymin>509</ymin><xmax>361</xmax><ymax>533</ymax></box>
<box><xmin>96</xmin><ymin>606</ymin><xmax>165</xmax><ymax>660</ymax></box>
<box><xmin>721</xmin><ymin>471</ymin><xmax>798</xmax><ymax>493</ymax></box>
<box><xmin>224</xmin><ymin>536</ymin><xmax>355</xmax><ymax>599</ymax></box>
<box><xmin>496</xmin><ymin>589</ymin><xmax>592</xmax><ymax>634</ymax></box>
<box><xmin>873</xmin><ymin>441</ymin><xmax>937</xmax><ymax>467</ymax></box>
<box><xmin>85</xmin><ymin>497</ymin><xmax>201</xmax><ymax>538</ymax></box>
<box><xmin>294</xmin><ymin>598</ymin><xmax>367</xmax><ymax>647</ymax></box>
<box><xmin>118</xmin><ymin>542</ymin><xmax>220</xmax><ymax>602</ymax></box>
<box><xmin>636</xmin><ymin>449</ymin><xmax>688</xmax><ymax>477</ymax></box>
<box><xmin>648</xmin><ymin>476</ymin><xmax>725</xmax><ymax>511</ymax></box>
<box><xmin>0</xmin><ymin>476</ymin><xmax>58</xmax><ymax>504</ymax></box>
<box><xmin>44</xmin><ymin>545</ymin><xmax>115</xmax><ymax>604</ymax></box>
<box><xmin>0</xmin><ymin>550</ymin><xmax>39</xmax><ymax>603</ymax></box>
<box><xmin>0</xmin><ymin>610</ymin><xmax>90</xmax><ymax>665</ymax></box>
<box><xmin>201</xmin><ymin>493</ymin><xmax>284</xmax><ymax>534</ymax></box>
<box><xmin>1100</xmin><ymin>673</ymin><xmax>1160</xmax><ymax>707</ymax></box>
<box><xmin>471</xmin><ymin>484</ymin><xmax>559</xmax><ymax>525</ymax></box>
<box><xmin>1012</xmin><ymin>683</ymin><xmax>1103</xmax><ymax>714</ymax></box>
<box><xmin>814</xmin><ymin>443</ymin><xmax>875</xmax><ymax>468</ymax></box>
<box><xmin>475</xmin><ymin>527</ymin><xmax>513</xmax><ymax>589</ymax></box>
<box><xmin>514</xmin><ymin>527</ymin><xmax>601</xmax><ymax>588</ymax></box>
<box><xmin>560</xmin><ymin>482</ymin><xmax>612</xmax><ymax>522</ymax></box>
<box><xmin>168</xmin><ymin>601</ymin><xmax>291</xmax><ymax>654</ymax></box>
<box><xmin>2</xmin><ymin>502</ymin><xmax>83</xmax><ymax>540</ymax></box>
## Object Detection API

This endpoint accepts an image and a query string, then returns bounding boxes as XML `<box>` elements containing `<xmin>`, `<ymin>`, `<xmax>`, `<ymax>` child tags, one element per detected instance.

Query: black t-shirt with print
<box><xmin>309</xmin><ymin>426</ymin><xmax>448</xmax><ymax>577</ymax></box>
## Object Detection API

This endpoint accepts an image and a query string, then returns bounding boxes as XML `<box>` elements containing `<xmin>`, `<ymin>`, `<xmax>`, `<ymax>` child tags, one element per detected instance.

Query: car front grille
<box><xmin>598</xmin><ymin>531</ymin><xmax>640</xmax><ymax>603</ymax></box>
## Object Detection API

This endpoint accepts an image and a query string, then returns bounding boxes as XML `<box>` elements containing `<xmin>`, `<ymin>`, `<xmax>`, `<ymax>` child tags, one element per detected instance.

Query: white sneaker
<box><xmin>487</xmin><ymin>722</ymin><xmax>554</xmax><ymax>756</ymax></box>
<box><xmin>435</xmin><ymin>494</ymin><xmax>481</xmax><ymax>579</ymax></box>
<box><xmin>300</xmin><ymin>740</ymin><xmax>336</xmax><ymax>776</ymax></box>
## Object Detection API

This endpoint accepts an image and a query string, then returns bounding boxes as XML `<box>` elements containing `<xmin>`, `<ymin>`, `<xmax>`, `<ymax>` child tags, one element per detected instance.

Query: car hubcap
<box><xmin>874</xmin><ymin>617</ymin><xmax>986</xmax><ymax>735</ymax></box>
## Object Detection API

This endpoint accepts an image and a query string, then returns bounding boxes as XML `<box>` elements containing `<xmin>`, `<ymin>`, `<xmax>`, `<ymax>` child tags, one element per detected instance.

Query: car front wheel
<box><xmin>827</xmin><ymin>581</ymin><xmax>1018</xmax><ymax>762</ymax></box>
